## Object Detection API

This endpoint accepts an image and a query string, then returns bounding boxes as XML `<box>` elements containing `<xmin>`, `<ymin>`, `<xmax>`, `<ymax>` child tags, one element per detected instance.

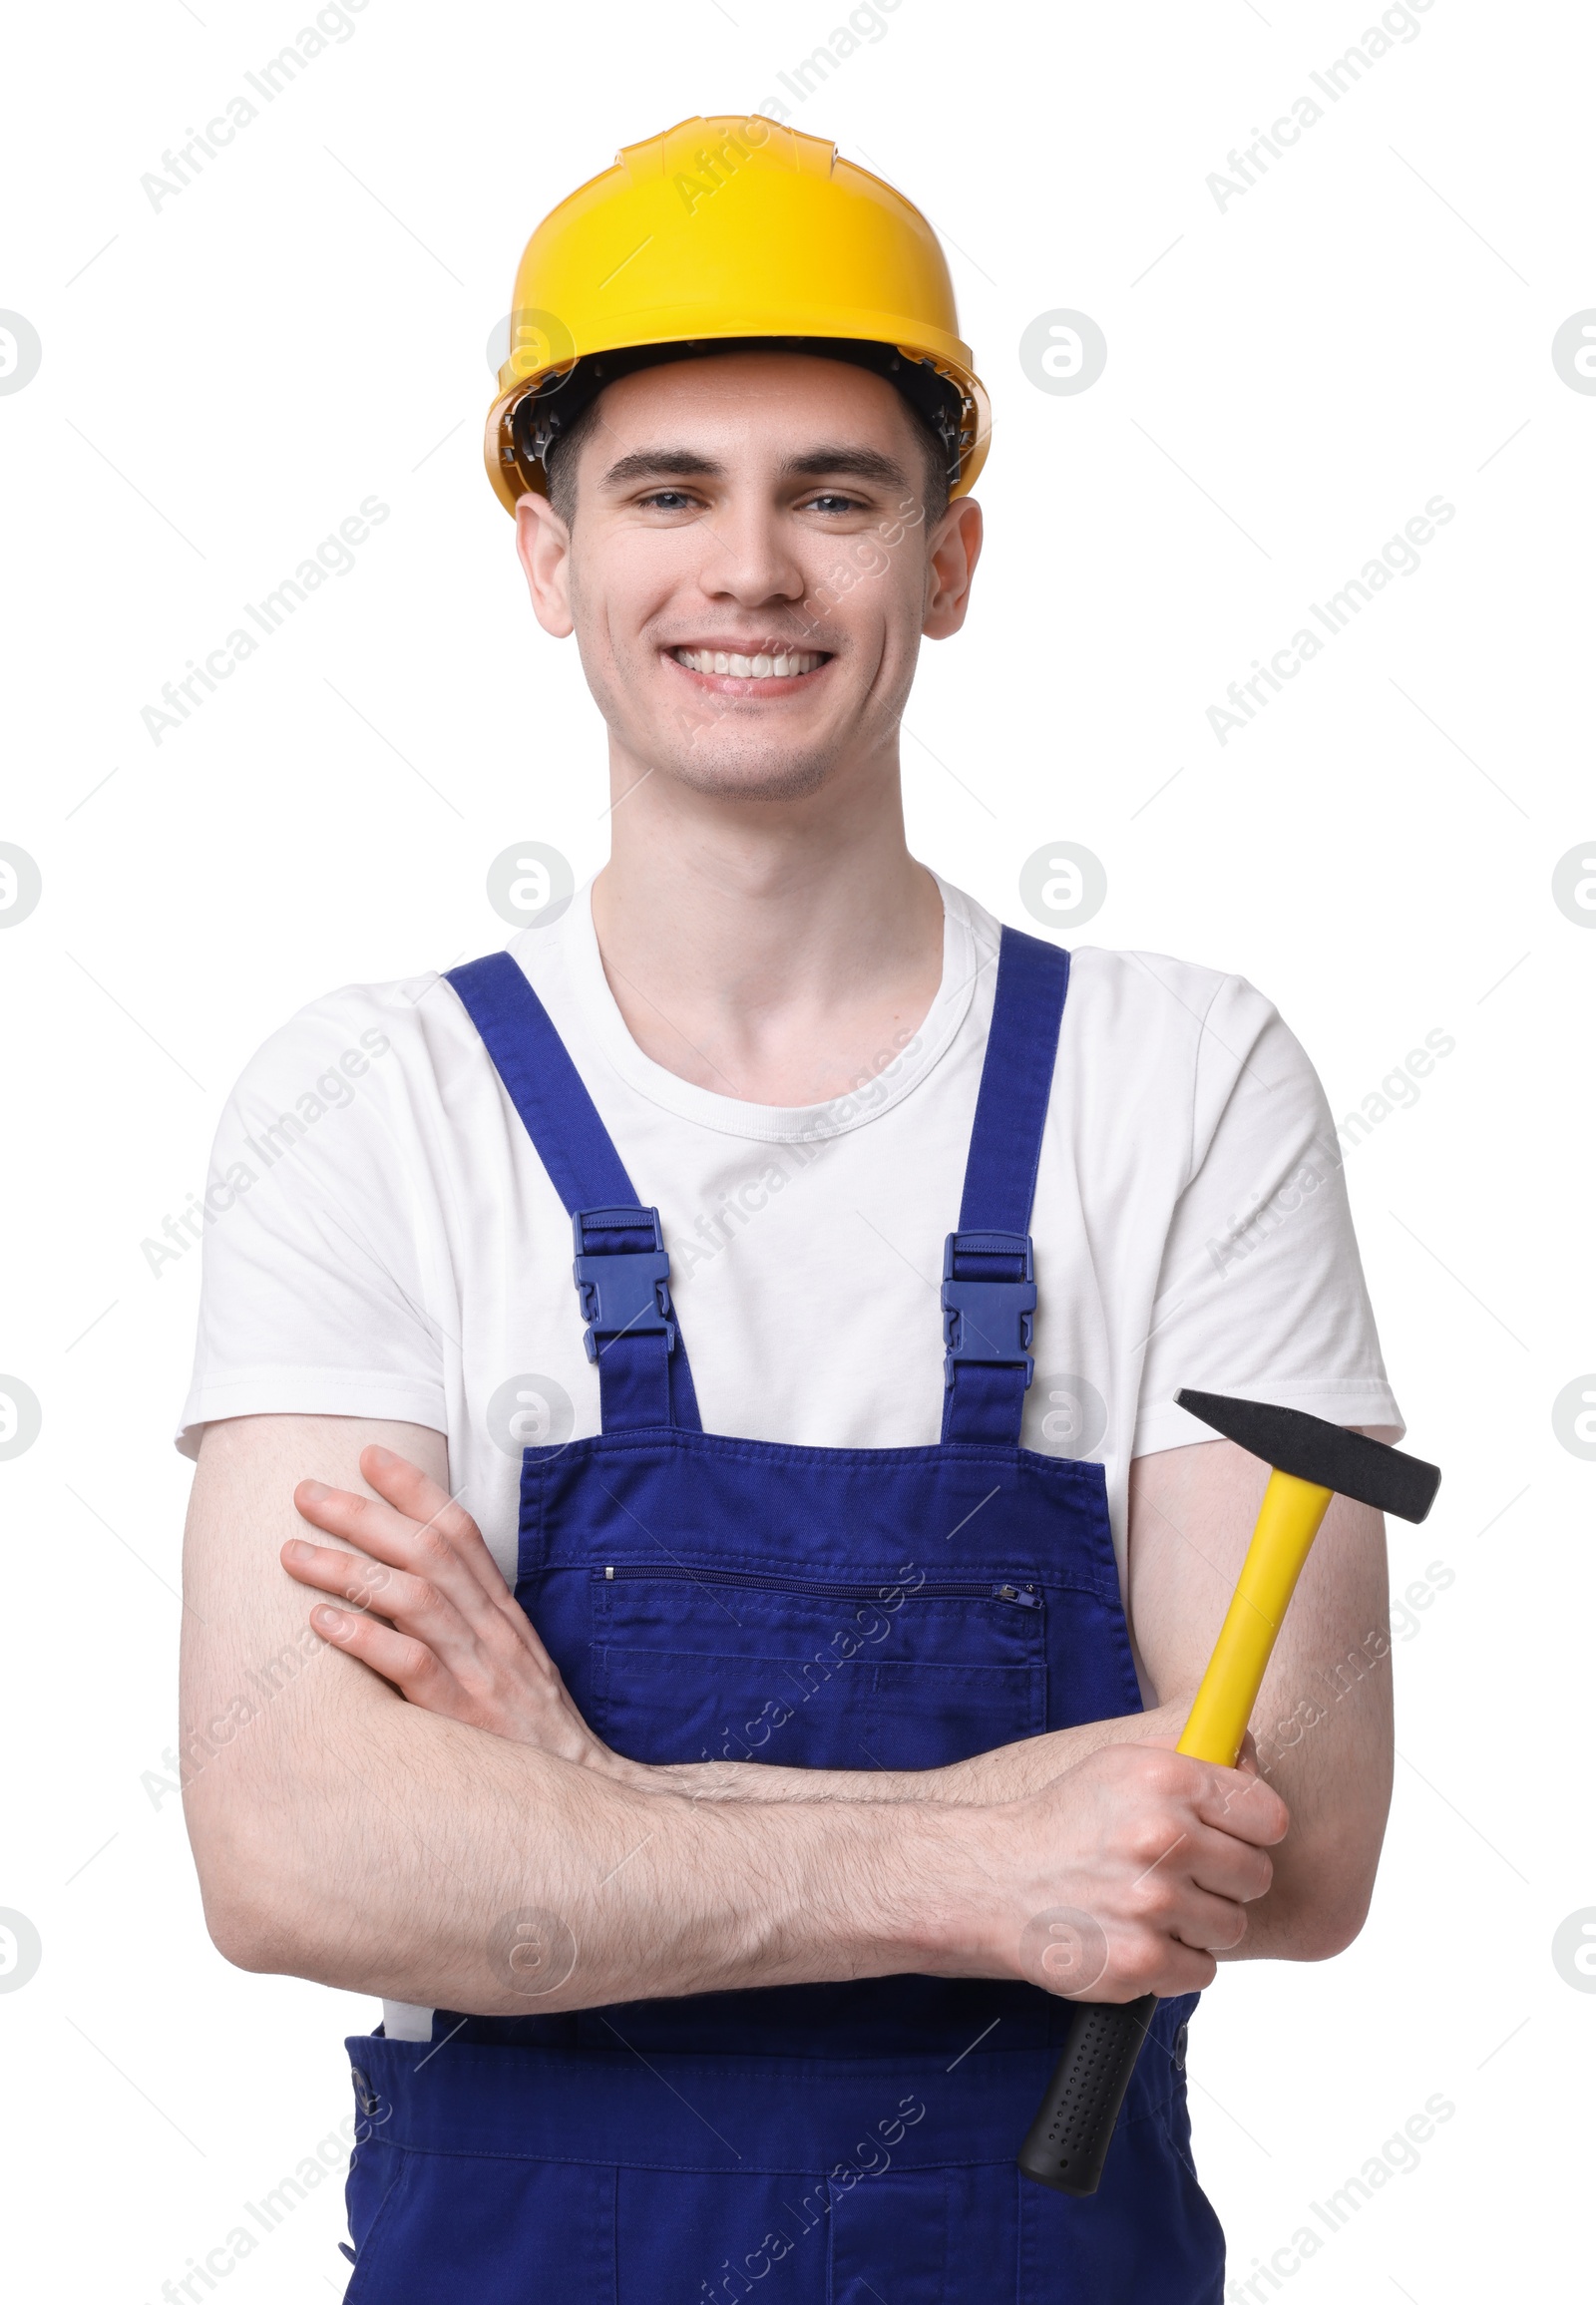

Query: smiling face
<box><xmin>514</xmin><ymin>351</ymin><xmax>983</xmax><ymax>805</ymax></box>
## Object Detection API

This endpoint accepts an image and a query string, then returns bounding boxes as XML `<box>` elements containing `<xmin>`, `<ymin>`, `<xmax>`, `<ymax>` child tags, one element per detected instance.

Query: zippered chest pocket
<box><xmin>588</xmin><ymin>1564</ymin><xmax>1047</xmax><ymax>1772</ymax></box>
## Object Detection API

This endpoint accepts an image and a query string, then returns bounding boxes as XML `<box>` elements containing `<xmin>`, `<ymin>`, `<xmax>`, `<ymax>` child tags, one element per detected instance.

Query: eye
<box><xmin>637</xmin><ymin>488</ymin><xmax>702</xmax><ymax>512</ymax></box>
<box><xmin>802</xmin><ymin>491</ymin><xmax>866</xmax><ymax>516</ymax></box>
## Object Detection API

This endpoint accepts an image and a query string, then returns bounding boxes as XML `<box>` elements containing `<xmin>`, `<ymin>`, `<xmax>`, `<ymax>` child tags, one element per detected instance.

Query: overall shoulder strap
<box><xmin>445</xmin><ymin>952</ymin><xmax>702</xmax><ymax>1434</ymax></box>
<box><xmin>941</xmin><ymin>927</ymin><xmax>1071</xmax><ymax>1446</ymax></box>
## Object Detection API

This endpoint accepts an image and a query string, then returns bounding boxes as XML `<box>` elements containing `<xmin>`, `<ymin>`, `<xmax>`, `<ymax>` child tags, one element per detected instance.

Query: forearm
<box><xmin>193</xmin><ymin>1696</ymin><xmax>977</xmax><ymax>2013</ymax></box>
<box><xmin>636</xmin><ymin>1700</ymin><xmax>1187</xmax><ymax>1807</ymax></box>
<box><xmin>277</xmin><ymin>1503</ymin><xmax>1173</xmax><ymax>1816</ymax></box>
<box><xmin>195</xmin><ymin>1698</ymin><xmax>1297</xmax><ymax>2018</ymax></box>
<box><xmin>196</xmin><ymin>1697</ymin><xmax>1172</xmax><ymax>2005</ymax></box>
<box><xmin>273</xmin><ymin>1433</ymin><xmax>1178</xmax><ymax>1817</ymax></box>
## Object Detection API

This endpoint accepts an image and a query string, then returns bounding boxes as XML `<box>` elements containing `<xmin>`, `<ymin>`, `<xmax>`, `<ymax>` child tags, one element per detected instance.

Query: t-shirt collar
<box><xmin>531</xmin><ymin>876</ymin><xmax>985</xmax><ymax>1145</ymax></box>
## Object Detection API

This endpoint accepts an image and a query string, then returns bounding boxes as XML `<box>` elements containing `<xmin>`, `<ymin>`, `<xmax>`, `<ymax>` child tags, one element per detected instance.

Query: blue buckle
<box><xmin>572</xmin><ymin>1206</ymin><xmax>676</xmax><ymax>1364</ymax></box>
<box><xmin>942</xmin><ymin>1229</ymin><xmax>1036</xmax><ymax>1388</ymax></box>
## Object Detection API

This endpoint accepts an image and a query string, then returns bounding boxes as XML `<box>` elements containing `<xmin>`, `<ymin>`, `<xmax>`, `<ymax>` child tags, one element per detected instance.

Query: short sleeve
<box><xmin>1134</xmin><ymin>975</ymin><xmax>1402</xmax><ymax>1456</ymax></box>
<box><xmin>174</xmin><ymin>997</ymin><xmax>448</xmax><ymax>1458</ymax></box>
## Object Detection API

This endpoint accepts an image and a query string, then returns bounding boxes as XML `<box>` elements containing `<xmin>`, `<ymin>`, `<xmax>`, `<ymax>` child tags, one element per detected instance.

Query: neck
<box><xmin>591</xmin><ymin>735</ymin><xmax>945</xmax><ymax>1107</ymax></box>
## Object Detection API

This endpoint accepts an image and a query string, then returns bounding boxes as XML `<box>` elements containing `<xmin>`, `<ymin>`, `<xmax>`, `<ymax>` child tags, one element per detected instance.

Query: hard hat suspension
<box><xmin>512</xmin><ymin>336</ymin><xmax>971</xmax><ymax>498</ymax></box>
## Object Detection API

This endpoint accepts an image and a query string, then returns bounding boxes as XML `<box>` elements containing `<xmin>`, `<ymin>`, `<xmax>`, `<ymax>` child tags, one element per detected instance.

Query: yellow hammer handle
<box><xmin>1175</xmin><ymin>1467</ymin><xmax>1337</xmax><ymax>1767</ymax></box>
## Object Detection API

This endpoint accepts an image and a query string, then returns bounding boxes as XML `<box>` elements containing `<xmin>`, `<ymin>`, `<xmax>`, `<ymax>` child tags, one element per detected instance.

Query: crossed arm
<box><xmin>180</xmin><ymin>1412</ymin><xmax>1393</xmax><ymax>2018</ymax></box>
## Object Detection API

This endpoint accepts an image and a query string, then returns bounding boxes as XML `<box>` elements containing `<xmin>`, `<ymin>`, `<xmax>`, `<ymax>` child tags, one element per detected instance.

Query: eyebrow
<box><xmin>782</xmin><ymin>447</ymin><xmax>913</xmax><ymax>490</ymax></box>
<box><xmin>597</xmin><ymin>445</ymin><xmax>913</xmax><ymax>493</ymax></box>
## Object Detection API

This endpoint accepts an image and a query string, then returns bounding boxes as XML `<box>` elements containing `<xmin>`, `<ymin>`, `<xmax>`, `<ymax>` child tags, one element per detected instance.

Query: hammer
<box><xmin>1017</xmin><ymin>1387</ymin><xmax>1440</xmax><ymax>2197</ymax></box>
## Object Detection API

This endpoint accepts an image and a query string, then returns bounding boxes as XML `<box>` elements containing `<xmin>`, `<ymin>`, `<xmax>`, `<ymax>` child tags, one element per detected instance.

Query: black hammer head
<box><xmin>1175</xmin><ymin>1389</ymin><xmax>1441</xmax><ymax>1523</ymax></box>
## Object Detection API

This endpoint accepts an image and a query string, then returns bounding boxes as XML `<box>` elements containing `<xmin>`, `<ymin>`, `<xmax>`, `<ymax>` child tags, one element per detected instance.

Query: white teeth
<box><xmin>673</xmin><ymin>647</ymin><xmax>823</xmax><ymax>679</ymax></box>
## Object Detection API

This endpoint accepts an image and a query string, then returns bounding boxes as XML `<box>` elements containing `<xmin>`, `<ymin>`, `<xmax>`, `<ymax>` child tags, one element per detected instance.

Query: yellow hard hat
<box><xmin>485</xmin><ymin>115</ymin><xmax>990</xmax><ymax>513</ymax></box>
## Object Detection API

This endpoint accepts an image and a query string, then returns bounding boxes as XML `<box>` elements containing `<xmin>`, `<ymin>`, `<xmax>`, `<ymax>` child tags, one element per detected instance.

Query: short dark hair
<box><xmin>543</xmin><ymin>367</ymin><xmax>953</xmax><ymax>530</ymax></box>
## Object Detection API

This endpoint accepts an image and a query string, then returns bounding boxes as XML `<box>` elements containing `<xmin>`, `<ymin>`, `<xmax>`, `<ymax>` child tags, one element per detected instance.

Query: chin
<box><xmin>656</xmin><ymin>737</ymin><xmax>844</xmax><ymax>804</ymax></box>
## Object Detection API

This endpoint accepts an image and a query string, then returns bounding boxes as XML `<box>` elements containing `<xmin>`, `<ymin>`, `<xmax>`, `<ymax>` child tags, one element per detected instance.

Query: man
<box><xmin>178</xmin><ymin>117</ymin><xmax>1400</xmax><ymax>2303</ymax></box>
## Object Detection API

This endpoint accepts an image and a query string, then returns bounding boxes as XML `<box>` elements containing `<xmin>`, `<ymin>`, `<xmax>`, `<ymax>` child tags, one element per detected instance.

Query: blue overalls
<box><xmin>341</xmin><ymin>927</ymin><xmax>1225</xmax><ymax>2302</ymax></box>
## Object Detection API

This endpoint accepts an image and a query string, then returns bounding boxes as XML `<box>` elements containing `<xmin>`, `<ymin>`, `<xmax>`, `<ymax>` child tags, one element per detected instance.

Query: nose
<box><xmin>695</xmin><ymin>495</ymin><xmax>807</xmax><ymax>615</ymax></box>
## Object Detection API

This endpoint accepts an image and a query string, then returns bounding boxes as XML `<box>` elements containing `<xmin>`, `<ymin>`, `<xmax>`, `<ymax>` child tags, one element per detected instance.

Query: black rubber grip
<box><xmin>1016</xmin><ymin>1994</ymin><xmax>1156</xmax><ymax>2196</ymax></box>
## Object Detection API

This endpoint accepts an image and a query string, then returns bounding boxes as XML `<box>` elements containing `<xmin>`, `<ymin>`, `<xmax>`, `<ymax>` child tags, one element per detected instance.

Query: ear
<box><xmin>922</xmin><ymin>496</ymin><xmax>984</xmax><ymax>640</ymax></box>
<box><xmin>515</xmin><ymin>492</ymin><xmax>576</xmax><ymax>638</ymax></box>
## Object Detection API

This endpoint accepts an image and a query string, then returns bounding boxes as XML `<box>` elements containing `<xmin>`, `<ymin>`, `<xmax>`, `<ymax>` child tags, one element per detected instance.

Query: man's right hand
<box><xmin>280</xmin><ymin>1442</ymin><xmax>622</xmax><ymax>1774</ymax></box>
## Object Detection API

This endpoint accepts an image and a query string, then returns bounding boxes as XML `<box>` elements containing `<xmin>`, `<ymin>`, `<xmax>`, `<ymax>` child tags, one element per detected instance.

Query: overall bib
<box><xmin>341</xmin><ymin>928</ymin><xmax>1226</xmax><ymax>2303</ymax></box>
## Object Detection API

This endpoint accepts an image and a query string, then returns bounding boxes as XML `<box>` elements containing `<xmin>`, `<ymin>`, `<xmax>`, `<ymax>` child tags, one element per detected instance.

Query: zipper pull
<box><xmin>994</xmin><ymin>1582</ymin><xmax>1041</xmax><ymax>1609</ymax></box>
<box><xmin>604</xmin><ymin>1565</ymin><xmax>614</xmax><ymax>1580</ymax></box>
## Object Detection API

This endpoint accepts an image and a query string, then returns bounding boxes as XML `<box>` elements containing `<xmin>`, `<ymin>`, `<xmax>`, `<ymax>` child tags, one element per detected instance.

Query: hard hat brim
<box><xmin>486</xmin><ymin>331</ymin><xmax>991</xmax><ymax>513</ymax></box>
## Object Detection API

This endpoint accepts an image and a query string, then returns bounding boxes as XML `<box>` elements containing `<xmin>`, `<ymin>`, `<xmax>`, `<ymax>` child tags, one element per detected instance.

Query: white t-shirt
<box><xmin>178</xmin><ymin>875</ymin><xmax>1401</xmax><ymax>1570</ymax></box>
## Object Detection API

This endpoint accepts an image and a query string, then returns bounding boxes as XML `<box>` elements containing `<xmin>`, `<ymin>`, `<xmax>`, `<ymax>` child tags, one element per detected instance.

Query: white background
<box><xmin>2</xmin><ymin>1</ymin><xmax>1591</xmax><ymax>2297</ymax></box>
